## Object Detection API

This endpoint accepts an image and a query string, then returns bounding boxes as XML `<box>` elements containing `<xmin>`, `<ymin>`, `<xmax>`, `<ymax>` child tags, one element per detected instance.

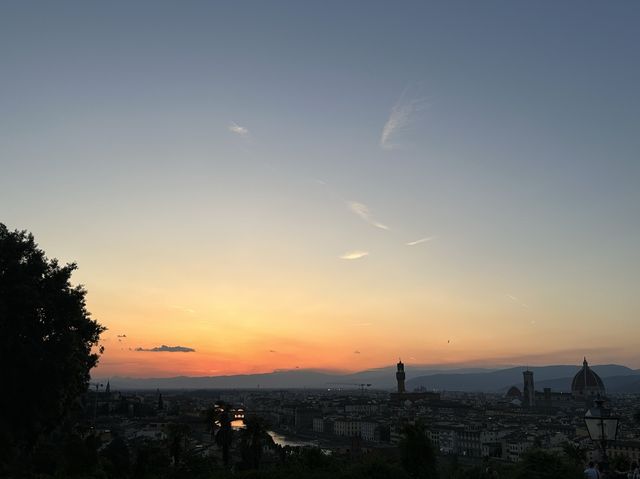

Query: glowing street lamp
<box><xmin>584</xmin><ymin>398</ymin><xmax>619</xmax><ymax>471</ymax></box>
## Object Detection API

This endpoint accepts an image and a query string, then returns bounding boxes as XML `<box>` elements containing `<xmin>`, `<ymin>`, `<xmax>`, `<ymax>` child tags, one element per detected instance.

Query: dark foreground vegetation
<box><xmin>7</xmin><ymin>427</ymin><xmax>588</xmax><ymax>479</ymax></box>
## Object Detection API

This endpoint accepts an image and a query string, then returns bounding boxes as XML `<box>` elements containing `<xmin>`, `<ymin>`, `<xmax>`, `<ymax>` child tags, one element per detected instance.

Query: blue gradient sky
<box><xmin>2</xmin><ymin>1</ymin><xmax>639</xmax><ymax>375</ymax></box>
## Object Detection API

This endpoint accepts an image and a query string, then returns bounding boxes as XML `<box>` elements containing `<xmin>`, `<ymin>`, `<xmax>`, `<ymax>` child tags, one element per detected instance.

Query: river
<box><xmin>231</xmin><ymin>419</ymin><xmax>318</xmax><ymax>448</ymax></box>
<box><xmin>267</xmin><ymin>430</ymin><xmax>319</xmax><ymax>448</ymax></box>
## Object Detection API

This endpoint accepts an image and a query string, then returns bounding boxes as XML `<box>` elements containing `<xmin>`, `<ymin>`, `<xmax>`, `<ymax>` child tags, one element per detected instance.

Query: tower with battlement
<box><xmin>396</xmin><ymin>360</ymin><xmax>406</xmax><ymax>393</ymax></box>
<box><xmin>523</xmin><ymin>369</ymin><xmax>535</xmax><ymax>408</ymax></box>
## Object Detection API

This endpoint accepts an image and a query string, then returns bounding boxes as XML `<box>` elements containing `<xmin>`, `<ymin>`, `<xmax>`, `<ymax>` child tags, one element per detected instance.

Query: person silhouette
<box><xmin>584</xmin><ymin>461</ymin><xmax>600</xmax><ymax>479</ymax></box>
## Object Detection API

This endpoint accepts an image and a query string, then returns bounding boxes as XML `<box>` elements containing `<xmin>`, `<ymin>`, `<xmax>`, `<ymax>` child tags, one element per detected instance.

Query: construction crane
<box><xmin>327</xmin><ymin>382</ymin><xmax>372</xmax><ymax>394</ymax></box>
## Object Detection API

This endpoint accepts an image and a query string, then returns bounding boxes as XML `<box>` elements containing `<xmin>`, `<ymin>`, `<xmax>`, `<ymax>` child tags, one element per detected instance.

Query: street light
<box><xmin>584</xmin><ymin>398</ymin><xmax>619</xmax><ymax>472</ymax></box>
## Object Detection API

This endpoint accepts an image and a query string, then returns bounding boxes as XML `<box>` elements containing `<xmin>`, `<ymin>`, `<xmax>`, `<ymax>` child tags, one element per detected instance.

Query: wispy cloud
<box><xmin>340</xmin><ymin>250</ymin><xmax>369</xmax><ymax>260</ymax></box>
<box><xmin>506</xmin><ymin>294</ymin><xmax>530</xmax><ymax>310</ymax></box>
<box><xmin>380</xmin><ymin>90</ymin><xmax>428</xmax><ymax>150</ymax></box>
<box><xmin>228</xmin><ymin>122</ymin><xmax>249</xmax><ymax>136</ymax></box>
<box><xmin>135</xmin><ymin>345</ymin><xmax>196</xmax><ymax>353</ymax></box>
<box><xmin>406</xmin><ymin>236</ymin><xmax>435</xmax><ymax>246</ymax></box>
<box><xmin>348</xmin><ymin>201</ymin><xmax>389</xmax><ymax>230</ymax></box>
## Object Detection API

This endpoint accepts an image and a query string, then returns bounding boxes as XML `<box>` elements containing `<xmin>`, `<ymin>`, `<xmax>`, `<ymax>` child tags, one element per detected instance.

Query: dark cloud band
<box><xmin>135</xmin><ymin>345</ymin><xmax>195</xmax><ymax>353</ymax></box>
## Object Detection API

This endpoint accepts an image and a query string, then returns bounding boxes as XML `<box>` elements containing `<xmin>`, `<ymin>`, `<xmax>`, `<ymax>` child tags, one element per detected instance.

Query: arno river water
<box><xmin>231</xmin><ymin>419</ymin><xmax>317</xmax><ymax>448</ymax></box>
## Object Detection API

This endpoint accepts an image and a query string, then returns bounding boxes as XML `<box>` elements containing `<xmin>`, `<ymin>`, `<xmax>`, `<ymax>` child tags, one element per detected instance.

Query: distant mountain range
<box><xmin>406</xmin><ymin>364</ymin><xmax>640</xmax><ymax>393</ymax></box>
<box><xmin>99</xmin><ymin>363</ymin><xmax>640</xmax><ymax>393</ymax></box>
<box><xmin>101</xmin><ymin>365</ymin><xmax>492</xmax><ymax>391</ymax></box>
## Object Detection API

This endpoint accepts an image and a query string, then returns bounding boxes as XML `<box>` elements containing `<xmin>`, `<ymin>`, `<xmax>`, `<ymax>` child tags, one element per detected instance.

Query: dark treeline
<box><xmin>6</xmin><ymin>422</ymin><xmax>587</xmax><ymax>479</ymax></box>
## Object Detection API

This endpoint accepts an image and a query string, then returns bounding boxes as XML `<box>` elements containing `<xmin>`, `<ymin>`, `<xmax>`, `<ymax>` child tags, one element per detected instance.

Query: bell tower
<box><xmin>396</xmin><ymin>360</ymin><xmax>406</xmax><ymax>393</ymax></box>
<box><xmin>523</xmin><ymin>369</ymin><xmax>535</xmax><ymax>408</ymax></box>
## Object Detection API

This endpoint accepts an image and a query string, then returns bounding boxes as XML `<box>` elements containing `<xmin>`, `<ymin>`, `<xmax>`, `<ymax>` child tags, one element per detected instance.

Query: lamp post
<box><xmin>584</xmin><ymin>398</ymin><xmax>619</xmax><ymax>474</ymax></box>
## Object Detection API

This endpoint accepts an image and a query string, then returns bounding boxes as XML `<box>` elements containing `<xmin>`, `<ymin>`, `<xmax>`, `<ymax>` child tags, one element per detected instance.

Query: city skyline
<box><xmin>2</xmin><ymin>1</ymin><xmax>640</xmax><ymax>377</ymax></box>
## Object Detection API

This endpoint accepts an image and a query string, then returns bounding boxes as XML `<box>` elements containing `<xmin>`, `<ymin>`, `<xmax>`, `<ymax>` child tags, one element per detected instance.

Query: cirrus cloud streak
<box><xmin>348</xmin><ymin>202</ymin><xmax>389</xmax><ymax>230</ymax></box>
<box><xmin>380</xmin><ymin>90</ymin><xmax>428</xmax><ymax>150</ymax></box>
<box><xmin>339</xmin><ymin>250</ymin><xmax>369</xmax><ymax>260</ymax></box>
<box><xmin>406</xmin><ymin>236</ymin><xmax>435</xmax><ymax>246</ymax></box>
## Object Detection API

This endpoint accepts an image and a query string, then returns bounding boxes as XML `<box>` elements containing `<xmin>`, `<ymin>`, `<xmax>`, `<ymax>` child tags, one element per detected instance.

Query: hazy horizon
<box><xmin>3</xmin><ymin>1</ymin><xmax>640</xmax><ymax>377</ymax></box>
<box><xmin>92</xmin><ymin>358</ymin><xmax>638</xmax><ymax>381</ymax></box>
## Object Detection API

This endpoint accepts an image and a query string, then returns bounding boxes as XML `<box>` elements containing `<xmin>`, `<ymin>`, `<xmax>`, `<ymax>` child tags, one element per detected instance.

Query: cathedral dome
<box><xmin>506</xmin><ymin>386</ymin><xmax>522</xmax><ymax>398</ymax></box>
<box><xmin>571</xmin><ymin>358</ymin><xmax>605</xmax><ymax>399</ymax></box>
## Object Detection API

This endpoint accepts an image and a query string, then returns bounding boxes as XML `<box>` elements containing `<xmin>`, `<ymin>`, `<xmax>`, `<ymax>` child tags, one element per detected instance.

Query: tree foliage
<box><xmin>398</xmin><ymin>421</ymin><xmax>438</xmax><ymax>479</ymax></box>
<box><xmin>166</xmin><ymin>422</ymin><xmax>191</xmax><ymax>465</ymax></box>
<box><xmin>562</xmin><ymin>441</ymin><xmax>586</xmax><ymax>467</ymax></box>
<box><xmin>239</xmin><ymin>415</ymin><xmax>274</xmax><ymax>469</ymax></box>
<box><xmin>511</xmin><ymin>449</ymin><xmax>583</xmax><ymax>479</ymax></box>
<box><xmin>0</xmin><ymin>224</ymin><xmax>105</xmax><ymax>466</ymax></box>
<box><xmin>214</xmin><ymin>405</ymin><xmax>234</xmax><ymax>467</ymax></box>
<box><xmin>610</xmin><ymin>453</ymin><xmax>630</xmax><ymax>472</ymax></box>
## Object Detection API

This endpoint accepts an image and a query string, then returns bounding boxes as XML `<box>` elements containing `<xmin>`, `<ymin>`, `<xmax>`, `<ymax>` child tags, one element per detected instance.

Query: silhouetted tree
<box><xmin>0</xmin><ymin>224</ymin><xmax>105</xmax><ymax>469</ymax></box>
<box><xmin>272</xmin><ymin>444</ymin><xmax>335</xmax><ymax>473</ymax></box>
<box><xmin>102</xmin><ymin>436</ymin><xmax>131</xmax><ymax>477</ymax></box>
<box><xmin>215</xmin><ymin>406</ymin><xmax>234</xmax><ymax>467</ymax></box>
<box><xmin>441</xmin><ymin>454</ymin><xmax>470</xmax><ymax>479</ymax></box>
<box><xmin>166</xmin><ymin>422</ymin><xmax>191</xmax><ymax>465</ymax></box>
<box><xmin>27</xmin><ymin>430</ymin><xmax>100</xmax><ymax>478</ymax></box>
<box><xmin>611</xmin><ymin>453</ymin><xmax>630</xmax><ymax>473</ymax></box>
<box><xmin>511</xmin><ymin>449</ymin><xmax>582</xmax><ymax>479</ymax></box>
<box><xmin>340</xmin><ymin>455</ymin><xmax>411</xmax><ymax>479</ymax></box>
<box><xmin>169</xmin><ymin>448</ymin><xmax>219</xmax><ymax>479</ymax></box>
<box><xmin>562</xmin><ymin>441</ymin><xmax>586</xmax><ymax>467</ymax></box>
<box><xmin>239</xmin><ymin>415</ymin><xmax>274</xmax><ymax>469</ymax></box>
<box><xmin>204</xmin><ymin>404</ymin><xmax>218</xmax><ymax>441</ymax></box>
<box><xmin>132</xmin><ymin>438</ymin><xmax>171</xmax><ymax>478</ymax></box>
<box><xmin>398</xmin><ymin>421</ymin><xmax>438</xmax><ymax>479</ymax></box>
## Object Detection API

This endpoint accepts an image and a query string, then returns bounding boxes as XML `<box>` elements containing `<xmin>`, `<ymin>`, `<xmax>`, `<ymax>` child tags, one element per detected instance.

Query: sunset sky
<box><xmin>2</xmin><ymin>1</ymin><xmax>639</xmax><ymax>377</ymax></box>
